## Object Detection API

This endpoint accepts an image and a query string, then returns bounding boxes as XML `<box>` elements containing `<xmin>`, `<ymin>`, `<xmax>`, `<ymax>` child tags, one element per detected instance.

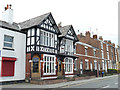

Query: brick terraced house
<box><xmin>75</xmin><ymin>31</ymin><xmax>118</xmax><ymax>76</ymax></box>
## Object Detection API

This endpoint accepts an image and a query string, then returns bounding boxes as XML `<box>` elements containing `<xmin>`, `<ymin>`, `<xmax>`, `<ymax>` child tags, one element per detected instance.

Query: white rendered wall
<box><xmin>0</xmin><ymin>27</ymin><xmax>26</xmax><ymax>82</ymax></box>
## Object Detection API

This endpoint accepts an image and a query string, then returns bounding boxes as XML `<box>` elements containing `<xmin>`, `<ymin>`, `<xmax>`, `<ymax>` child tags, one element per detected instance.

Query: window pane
<box><xmin>47</xmin><ymin>33</ymin><xmax>49</xmax><ymax>46</ymax></box>
<box><xmin>37</xmin><ymin>28</ymin><xmax>40</xmax><ymax>36</ymax></box>
<box><xmin>4</xmin><ymin>35</ymin><xmax>13</xmax><ymax>42</ymax></box>
<box><xmin>27</xmin><ymin>38</ymin><xmax>30</xmax><ymax>45</ymax></box>
<box><xmin>27</xmin><ymin>30</ymin><xmax>30</xmax><ymax>37</ymax></box>
<box><xmin>44</xmin><ymin>62</ymin><xmax>46</xmax><ymax>73</ymax></box>
<box><xmin>33</xmin><ymin>57</ymin><xmax>39</xmax><ymax>73</ymax></box>
<box><xmin>4</xmin><ymin>43</ymin><xmax>12</xmax><ymax>48</ymax></box>
<box><xmin>32</xmin><ymin>28</ymin><xmax>35</xmax><ymax>36</ymax></box>
<box><xmin>40</xmin><ymin>31</ymin><xmax>44</xmax><ymax>45</ymax></box>
<box><xmin>31</xmin><ymin>37</ymin><xmax>34</xmax><ymax>45</ymax></box>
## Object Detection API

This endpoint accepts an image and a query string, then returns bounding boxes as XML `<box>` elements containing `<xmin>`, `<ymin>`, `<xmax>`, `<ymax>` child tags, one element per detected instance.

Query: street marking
<box><xmin>102</xmin><ymin>85</ymin><xmax>109</xmax><ymax>88</ymax></box>
<box><xmin>115</xmin><ymin>83</ymin><xmax>118</xmax><ymax>85</ymax></box>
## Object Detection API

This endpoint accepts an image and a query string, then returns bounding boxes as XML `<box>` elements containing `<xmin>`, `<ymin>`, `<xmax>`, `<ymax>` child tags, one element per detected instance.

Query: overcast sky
<box><xmin>0</xmin><ymin>0</ymin><xmax>119</xmax><ymax>46</ymax></box>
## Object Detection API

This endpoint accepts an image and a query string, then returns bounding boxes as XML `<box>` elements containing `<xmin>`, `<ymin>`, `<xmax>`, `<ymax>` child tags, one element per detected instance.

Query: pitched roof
<box><xmin>19</xmin><ymin>12</ymin><xmax>50</xmax><ymax>29</ymax></box>
<box><xmin>0</xmin><ymin>20</ymin><xmax>20</xmax><ymax>31</ymax></box>
<box><xmin>59</xmin><ymin>25</ymin><xmax>71</xmax><ymax>37</ymax></box>
<box><xmin>59</xmin><ymin>25</ymin><xmax>79</xmax><ymax>41</ymax></box>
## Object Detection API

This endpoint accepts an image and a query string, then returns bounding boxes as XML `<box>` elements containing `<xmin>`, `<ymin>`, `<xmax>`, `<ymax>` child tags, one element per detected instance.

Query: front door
<box><xmin>57</xmin><ymin>60</ymin><xmax>63</xmax><ymax>76</ymax></box>
<box><xmin>31</xmin><ymin>54</ymin><xmax>40</xmax><ymax>78</ymax></box>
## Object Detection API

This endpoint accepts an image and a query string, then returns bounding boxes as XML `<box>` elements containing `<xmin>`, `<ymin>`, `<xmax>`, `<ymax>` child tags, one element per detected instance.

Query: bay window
<box><xmin>65</xmin><ymin>58</ymin><xmax>73</xmax><ymax>73</ymax></box>
<box><xmin>43</xmin><ymin>55</ymin><xmax>56</xmax><ymax>75</ymax></box>
<box><xmin>65</xmin><ymin>40</ymin><xmax>73</xmax><ymax>55</ymax></box>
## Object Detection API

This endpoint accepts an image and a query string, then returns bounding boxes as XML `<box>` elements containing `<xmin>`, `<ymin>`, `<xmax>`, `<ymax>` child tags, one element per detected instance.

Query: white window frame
<box><xmin>94</xmin><ymin>60</ymin><xmax>97</xmax><ymax>70</ymax></box>
<box><xmin>74</xmin><ymin>59</ymin><xmax>77</xmax><ymax>70</ymax></box>
<box><xmin>65</xmin><ymin>58</ymin><xmax>73</xmax><ymax>74</ymax></box>
<box><xmin>107</xmin><ymin>52</ymin><xmax>109</xmax><ymax>60</ymax></box>
<box><xmin>3</xmin><ymin>35</ymin><xmax>14</xmax><ymax>49</ymax></box>
<box><xmin>40</xmin><ymin>30</ymin><xmax>55</xmax><ymax>47</ymax></box>
<box><xmin>102</xmin><ymin>60</ymin><xmax>104</xmax><ymax>70</ymax></box>
<box><xmin>85</xmin><ymin>59</ymin><xmax>89</xmax><ymax>70</ymax></box>
<box><xmin>65</xmin><ymin>40</ymin><xmax>73</xmax><ymax>55</ymax></box>
<box><xmin>85</xmin><ymin>47</ymin><xmax>88</xmax><ymax>55</ymax></box>
<box><xmin>43</xmin><ymin>54</ymin><xmax>56</xmax><ymax>75</ymax></box>
<box><xmin>106</xmin><ymin>44</ymin><xmax>109</xmax><ymax>51</ymax></box>
<box><xmin>93</xmin><ymin>49</ymin><xmax>96</xmax><ymax>57</ymax></box>
<box><xmin>101</xmin><ymin>50</ymin><xmax>104</xmax><ymax>59</ymax></box>
<box><xmin>101</xmin><ymin>42</ymin><xmax>103</xmax><ymax>49</ymax></box>
<box><xmin>90</xmin><ymin>62</ymin><xmax>93</xmax><ymax>71</ymax></box>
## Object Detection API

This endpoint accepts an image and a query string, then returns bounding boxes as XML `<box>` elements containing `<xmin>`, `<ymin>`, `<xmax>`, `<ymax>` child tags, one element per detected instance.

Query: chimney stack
<box><xmin>85</xmin><ymin>31</ymin><xmax>90</xmax><ymax>37</ymax></box>
<box><xmin>93</xmin><ymin>34</ymin><xmax>97</xmax><ymax>39</ymax></box>
<box><xmin>99</xmin><ymin>36</ymin><xmax>103</xmax><ymax>40</ymax></box>
<box><xmin>2</xmin><ymin>4</ymin><xmax>13</xmax><ymax>24</ymax></box>
<box><xmin>108</xmin><ymin>40</ymin><xmax>111</xmax><ymax>44</ymax></box>
<box><xmin>58</xmin><ymin>22</ymin><xmax>62</xmax><ymax>28</ymax></box>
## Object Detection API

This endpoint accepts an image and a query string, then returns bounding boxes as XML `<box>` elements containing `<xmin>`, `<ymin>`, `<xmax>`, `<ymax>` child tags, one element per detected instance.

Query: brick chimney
<box><xmin>112</xmin><ymin>43</ymin><xmax>115</xmax><ymax>47</ymax></box>
<box><xmin>85</xmin><ymin>31</ymin><xmax>90</xmax><ymax>37</ymax></box>
<box><xmin>99</xmin><ymin>36</ymin><xmax>103</xmax><ymax>40</ymax></box>
<box><xmin>93</xmin><ymin>34</ymin><xmax>97</xmax><ymax>39</ymax></box>
<box><xmin>2</xmin><ymin>4</ymin><xmax>13</xmax><ymax>24</ymax></box>
<box><xmin>104</xmin><ymin>40</ymin><xmax>107</xmax><ymax>43</ymax></box>
<box><xmin>108</xmin><ymin>40</ymin><xmax>111</xmax><ymax>44</ymax></box>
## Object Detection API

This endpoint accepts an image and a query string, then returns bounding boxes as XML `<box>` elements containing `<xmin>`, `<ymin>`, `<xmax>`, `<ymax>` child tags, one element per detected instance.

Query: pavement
<box><xmin>1</xmin><ymin>74</ymin><xmax>119</xmax><ymax>89</ymax></box>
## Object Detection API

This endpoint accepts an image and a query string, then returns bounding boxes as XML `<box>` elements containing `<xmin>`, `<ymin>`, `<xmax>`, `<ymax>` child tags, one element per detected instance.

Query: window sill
<box><xmin>43</xmin><ymin>73</ymin><xmax>56</xmax><ymax>75</ymax></box>
<box><xmin>3</xmin><ymin>48</ymin><xmax>14</xmax><ymax>51</ymax></box>
<box><xmin>65</xmin><ymin>72</ymin><xmax>73</xmax><ymax>74</ymax></box>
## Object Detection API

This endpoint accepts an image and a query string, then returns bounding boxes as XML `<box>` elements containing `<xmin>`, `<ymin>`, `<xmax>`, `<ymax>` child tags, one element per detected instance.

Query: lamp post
<box><xmin>29</xmin><ymin>60</ymin><xmax>32</xmax><ymax>82</ymax></box>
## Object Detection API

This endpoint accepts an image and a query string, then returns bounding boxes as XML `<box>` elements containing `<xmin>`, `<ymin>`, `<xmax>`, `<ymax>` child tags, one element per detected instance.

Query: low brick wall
<box><xmin>30</xmin><ymin>79</ymin><xmax>67</xmax><ymax>85</ymax></box>
<box><xmin>30</xmin><ymin>75</ymin><xmax>96</xmax><ymax>85</ymax></box>
<box><xmin>75</xmin><ymin>76</ymin><xmax>95</xmax><ymax>81</ymax></box>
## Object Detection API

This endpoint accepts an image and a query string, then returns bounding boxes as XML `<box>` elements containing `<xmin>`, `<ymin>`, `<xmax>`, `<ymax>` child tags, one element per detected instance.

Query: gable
<box><xmin>65</xmin><ymin>26</ymin><xmax>78</xmax><ymax>42</ymax></box>
<box><xmin>39</xmin><ymin>13</ymin><xmax>60</xmax><ymax>34</ymax></box>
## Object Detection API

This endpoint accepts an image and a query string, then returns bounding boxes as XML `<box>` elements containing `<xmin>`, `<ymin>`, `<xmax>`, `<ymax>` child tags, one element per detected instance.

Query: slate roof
<box><xmin>59</xmin><ymin>25</ymin><xmax>71</xmax><ymax>37</ymax></box>
<box><xmin>19</xmin><ymin>12</ymin><xmax>50</xmax><ymax>29</ymax></box>
<box><xmin>59</xmin><ymin>25</ymin><xmax>79</xmax><ymax>41</ymax></box>
<box><xmin>0</xmin><ymin>20</ymin><xmax>20</xmax><ymax>31</ymax></box>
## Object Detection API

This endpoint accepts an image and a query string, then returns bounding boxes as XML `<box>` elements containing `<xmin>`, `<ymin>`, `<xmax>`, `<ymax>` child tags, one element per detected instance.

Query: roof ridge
<box><xmin>19</xmin><ymin>12</ymin><xmax>50</xmax><ymax>24</ymax></box>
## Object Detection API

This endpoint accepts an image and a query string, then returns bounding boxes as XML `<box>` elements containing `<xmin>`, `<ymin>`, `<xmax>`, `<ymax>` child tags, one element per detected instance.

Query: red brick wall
<box><xmin>26</xmin><ymin>53</ymin><xmax>31</xmax><ymax>78</ymax></box>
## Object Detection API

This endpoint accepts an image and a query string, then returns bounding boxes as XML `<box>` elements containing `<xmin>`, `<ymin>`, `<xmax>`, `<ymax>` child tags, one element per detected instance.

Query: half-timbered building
<box><xmin>19</xmin><ymin>12</ymin><xmax>61</xmax><ymax>80</ymax></box>
<box><xmin>58</xmin><ymin>25</ymin><xmax>79</xmax><ymax>77</ymax></box>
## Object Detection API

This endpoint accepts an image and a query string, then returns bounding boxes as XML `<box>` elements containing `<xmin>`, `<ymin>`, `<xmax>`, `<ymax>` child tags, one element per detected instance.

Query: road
<box><xmin>62</xmin><ymin>75</ymin><xmax>118</xmax><ymax>89</ymax></box>
<box><xmin>1</xmin><ymin>75</ymin><xmax>119</xmax><ymax>89</ymax></box>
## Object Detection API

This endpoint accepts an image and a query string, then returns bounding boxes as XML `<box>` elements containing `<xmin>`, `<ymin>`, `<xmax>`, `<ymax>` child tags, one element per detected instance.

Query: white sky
<box><xmin>0</xmin><ymin>0</ymin><xmax>119</xmax><ymax>46</ymax></box>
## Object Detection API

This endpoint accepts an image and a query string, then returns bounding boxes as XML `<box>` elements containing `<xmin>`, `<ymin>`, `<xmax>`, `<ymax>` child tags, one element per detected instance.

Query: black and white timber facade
<box><xmin>19</xmin><ymin>12</ymin><xmax>78</xmax><ymax>79</ymax></box>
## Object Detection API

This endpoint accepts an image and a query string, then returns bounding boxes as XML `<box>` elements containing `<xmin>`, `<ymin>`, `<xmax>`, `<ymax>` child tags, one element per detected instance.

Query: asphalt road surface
<box><xmin>62</xmin><ymin>75</ymin><xmax>119</xmax><ymax>89</ymax></box>
<box><xmin>1</xmin><ymin>75</ymin><xmax>119</xmax><ymax>90</ymax></box>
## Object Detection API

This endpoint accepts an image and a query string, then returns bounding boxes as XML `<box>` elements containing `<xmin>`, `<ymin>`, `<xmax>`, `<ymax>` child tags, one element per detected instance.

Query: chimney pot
<box><xmin>99</xmin><ymin>36</ymin><xmax>103</xmax><ymax>40</ymax></box>
<box><xmin>2</xmin><ymin>4</ymin><xmax>13</xmax><ymax>24</ymax></box>
<box><xmin>93</xmin><ymin>34</ymin><xmax>97</xmax><ymax>39</ymax></box>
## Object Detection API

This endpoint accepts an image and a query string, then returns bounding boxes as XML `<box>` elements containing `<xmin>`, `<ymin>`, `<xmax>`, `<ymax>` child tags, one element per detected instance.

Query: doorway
<box><xmin>31</xmin><ymin>54</ymin><xmax>40</xmax><ymax>78</ymax></box>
